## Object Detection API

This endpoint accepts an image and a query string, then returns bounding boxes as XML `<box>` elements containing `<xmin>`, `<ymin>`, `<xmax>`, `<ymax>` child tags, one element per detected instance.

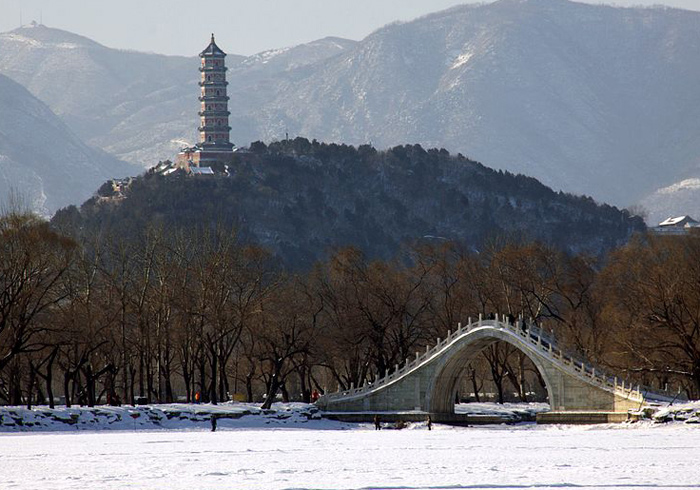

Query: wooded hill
<box><xmin>53</xmin><ymin>139</ymin><xmax>644</xmax><ymax>269</ymax></box>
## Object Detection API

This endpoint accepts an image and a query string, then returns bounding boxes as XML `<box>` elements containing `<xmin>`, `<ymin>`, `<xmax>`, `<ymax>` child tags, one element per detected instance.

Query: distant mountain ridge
<box><xmin>0</xmin><ymin>73</ymin><xmax>135</xmax><ymax>214</ymax></box>
<box><xmin>2</xmin><ymin>1</ymin><xmax>700</xmax><ymax>221</ymax></box>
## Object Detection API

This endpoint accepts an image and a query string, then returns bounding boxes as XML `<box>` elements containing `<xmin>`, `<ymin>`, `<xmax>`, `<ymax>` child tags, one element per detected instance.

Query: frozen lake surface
<box><xmin>1</xmin><ymin>421</ymin><xmax>698</xmax><ymax>490</ymax></box>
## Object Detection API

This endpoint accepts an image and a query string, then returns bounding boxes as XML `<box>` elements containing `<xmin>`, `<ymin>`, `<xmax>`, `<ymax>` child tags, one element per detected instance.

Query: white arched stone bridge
<box><xmin>317</xmin><ymin>315</ymin><xmax>674</xmax><ymax>421</ymax></box>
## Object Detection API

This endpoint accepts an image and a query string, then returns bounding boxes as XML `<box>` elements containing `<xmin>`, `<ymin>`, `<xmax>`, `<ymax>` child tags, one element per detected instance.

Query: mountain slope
<box><xmin>256</xmin><ymin>0</ymin><xmax>700</xmax><ymax>208</ymax></box>
<box><xmin>0</xmin><ymin>24</ymin><xmax>200</xmax><ymax>166</ymax></box>
<box><xmin>0</xmin><ymin>73</ymin><xmax>134</xmax><ymax>214</ymax></box>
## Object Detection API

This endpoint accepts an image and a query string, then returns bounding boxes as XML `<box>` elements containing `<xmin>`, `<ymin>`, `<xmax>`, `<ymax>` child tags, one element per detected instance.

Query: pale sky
<box><xmin>2</xmin><ymin>0</ymin><xmax>700</xmax><ymax>56</ymax></box>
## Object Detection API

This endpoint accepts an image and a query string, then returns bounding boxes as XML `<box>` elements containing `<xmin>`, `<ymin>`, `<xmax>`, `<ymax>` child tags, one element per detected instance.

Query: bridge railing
<box><xmin>320</xmin><ymin>314</ymin><xmax>675</xmax><ymax>404</ymax></box>
<box><xmin>494</xmin><ymin>314</ymin><xmax>649</xmax><ymax>402</ymax></box>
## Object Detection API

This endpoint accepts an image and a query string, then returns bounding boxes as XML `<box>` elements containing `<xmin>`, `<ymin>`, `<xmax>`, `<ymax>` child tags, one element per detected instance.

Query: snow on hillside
<box><xmin>259</xmin><ymin>0</ymin><xmax>700</xmax><ymax>209</ymax></box>
<box><xmin>239</xmin><ymin>38</ymin><xmax>355</xmax><ymax>73</ymax></box>
<box><xmin>0</xmin><ymin>73</ymin><xmax>135</xmax><ymax>214</ymax></box>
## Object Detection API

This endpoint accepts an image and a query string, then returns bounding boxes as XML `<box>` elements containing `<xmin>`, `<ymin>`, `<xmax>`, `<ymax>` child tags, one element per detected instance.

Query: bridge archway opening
<box><xmin>426</xmin><ymin>330</ymin><xmax>554</xmax><ymax>414</ymax></box>
<box><xmin>452</xmin><ymin>341</ymin><xmax>549</xmax><ymax>414</ymax></box>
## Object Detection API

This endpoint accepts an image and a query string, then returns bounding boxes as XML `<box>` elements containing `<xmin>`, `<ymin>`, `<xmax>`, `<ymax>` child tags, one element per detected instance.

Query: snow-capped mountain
<box><xmin>0</xmin><ymin>73</ymin><xmax>134</xmax><ymax>214</ymax></box>
<box><xmin>2</xmin><ymin>0</ymin><xmax>699</xmax><ymax>219</ymax></box>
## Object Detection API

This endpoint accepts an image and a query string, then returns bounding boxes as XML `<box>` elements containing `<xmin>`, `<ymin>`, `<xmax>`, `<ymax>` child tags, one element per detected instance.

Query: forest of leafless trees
<box><xmin>1</xmin><ymin>208</ymin><xmax>699</xmax><ymax>409</ymax></box>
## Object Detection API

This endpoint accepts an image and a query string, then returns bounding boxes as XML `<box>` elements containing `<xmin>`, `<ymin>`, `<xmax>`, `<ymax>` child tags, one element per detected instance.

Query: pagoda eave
<box><xmin>199</xmin><ymin>66</ymin><xmax>228</xmax><ymax>73</ymax></box>
<box><xmin>199</xmin><ymin>96</ymin><xmax>230</xmax><ymax>102</ymax></box>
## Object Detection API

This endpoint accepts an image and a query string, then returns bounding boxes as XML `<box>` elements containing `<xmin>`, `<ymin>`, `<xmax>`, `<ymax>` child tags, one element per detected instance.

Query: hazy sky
<box><xmin>2</xmin><ymin>0</ymin><xmax>700</xmax><ymax>56</ymax></box>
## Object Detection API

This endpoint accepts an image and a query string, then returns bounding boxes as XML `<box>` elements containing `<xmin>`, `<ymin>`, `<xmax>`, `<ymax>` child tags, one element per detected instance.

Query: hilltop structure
<box><xmin>650</xmin><ymin>215</ymin><xmax>700</xmax><ymax>236</ymax></box>
<box><xmin>178</xmin><ymin>34</ymin><xmax>234</xmax><ymax>170</ymax></box>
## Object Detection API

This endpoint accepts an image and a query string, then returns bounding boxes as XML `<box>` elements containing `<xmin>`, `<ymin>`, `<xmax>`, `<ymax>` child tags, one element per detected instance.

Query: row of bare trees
<box><xmin>2</xmin><ymin>210</ymin><xmax>699</xmax><ymax>408</ymax></box>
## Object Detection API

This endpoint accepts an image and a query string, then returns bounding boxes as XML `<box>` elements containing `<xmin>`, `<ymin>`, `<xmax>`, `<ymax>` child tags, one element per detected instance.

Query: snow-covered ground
<box><xmin>0</xmin><ymin>401</ymin><xmax>553</xmax><ymax>432</ymax></box>
<box><xmin>0</xmin><ymin>402</ymin><xmax>326</xmax><ymax>432</ymax></box>
<box><xmin>1</xmin><ymin>402</ymin><xmax>698</xmax><ymax>489</ymax></box>
<box><xmin>454</xmin><ymin>401</ymin><xmax>549</xmax><ymax>419</ymax></box>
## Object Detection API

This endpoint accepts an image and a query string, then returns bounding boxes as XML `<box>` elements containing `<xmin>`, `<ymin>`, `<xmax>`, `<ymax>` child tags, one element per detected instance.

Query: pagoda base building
<box><xmin>178</xmin><ymin>145</ymin><xmax>234</xmax><ymax>168</ymax></box>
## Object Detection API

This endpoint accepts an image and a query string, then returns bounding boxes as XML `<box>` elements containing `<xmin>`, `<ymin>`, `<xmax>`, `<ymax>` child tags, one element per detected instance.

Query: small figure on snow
<box><xmin>374</xmin><ymin>414</ymin><xmax>381</xmax><ymax>430</ymax></box>
<box><xmin>211</xmin><ymin>415</ymin><xmax>217</xmax><ymax>432</ymax></box>
<box><xmin>427</xmin><ymin>415</ymin><xmax>432</xmax><ymax>431</ymax></box>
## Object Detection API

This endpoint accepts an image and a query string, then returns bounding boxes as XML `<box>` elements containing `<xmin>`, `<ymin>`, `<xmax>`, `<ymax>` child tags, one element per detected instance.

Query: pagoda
<box><xmin>179</xmin><ymin>34</ymin><xmax>234</xmax><ymax>168</ymax></box>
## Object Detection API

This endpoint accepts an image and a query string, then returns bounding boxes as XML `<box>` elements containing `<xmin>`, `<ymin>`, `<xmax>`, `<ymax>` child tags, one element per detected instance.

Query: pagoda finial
<box><xmin>211</xmin><ymin>33</ymin><xmax>215</xmax><ymax>43</ymax></box>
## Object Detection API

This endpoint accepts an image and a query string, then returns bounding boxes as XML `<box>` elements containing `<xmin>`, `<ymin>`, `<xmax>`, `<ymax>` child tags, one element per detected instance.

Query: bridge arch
<box><xmin>424</xmin><ymin>324</ymin><xmax>554</xmax><ymax>413</ymax></box>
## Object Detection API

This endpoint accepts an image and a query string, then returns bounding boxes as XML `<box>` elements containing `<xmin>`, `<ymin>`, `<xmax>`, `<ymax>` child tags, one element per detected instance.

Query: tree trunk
<box><xmin>299</xmin><ymin>368</ymin><xmax>311</xmax><ymax>404</ymax></box>
<box><xmin>10</xmin><ymin>362</ymin><xmax>22</xmax><ymax>405</ymax></box>
<box><xmin>280</xmin><ymin>382</ymin><xmax>289</xmax><ymax>403</ymax></box>
<box><xmin>84</xmin><ymin>364</ymin><xmax>96</xmax><ymax>407</ymax></box>
<box><xmin>469</xmin><ymin>366</ymin><xmax>481</xmax><ymax>403</ymax></box>
<box><xmin>138</xmin><ymin>351</ymin><xmax>145</xmax><ymax>399</ymax></box>
<box><xmin>63</xmin><ymin>371</ymin><xmax>72</xmax><ymax>407</ymax></box>
<box><xmin>495</xmin><ymin>376</ymin><xmax>505</xmax><ymax>404</ymax></box>
<box><xmin>198</xmin><ymin>354</ymin><xmax>207</xmax><ymax>403</ymax></box>
<box><xmin>45</xmin><ymin>348</ymin><xmax>57</xmax><ymax>408</ymax></box>
<box><xmin>260</xmin><ymin>372</ymin><xmax>280</xmax><ymax>410</ymax></box>
<box><xmin>27</xmin><ymin>363</ymin><xmax>36</xmax><ymax>409</ymax></box>
<box><xmin>692</xmin><ymin>360</ymin><xmax>700</xmax><ymax>399</ymax></box>
<box><xmin>245</xmin><ymin>372</ymin><xmax>254</xmax><ymax>403</ymax></box>
<box><xmin>162</xmin><ymin>362</ymin><xmax>174</xmax><ymax>403</ymax></box>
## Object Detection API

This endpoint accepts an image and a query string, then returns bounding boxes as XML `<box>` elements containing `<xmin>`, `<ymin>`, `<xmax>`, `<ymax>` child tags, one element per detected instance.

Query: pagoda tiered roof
<box><xmin>200</xmin><ymin>34</ymin><xmax>226</xmax><ymax>57</ymax></box>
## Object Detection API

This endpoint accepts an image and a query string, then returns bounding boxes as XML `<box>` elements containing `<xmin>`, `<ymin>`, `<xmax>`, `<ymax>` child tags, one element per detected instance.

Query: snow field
<box><xmin>1</xmin><ymin>422</ymin><xmax>698</xmax><ymax>490</ymax></box>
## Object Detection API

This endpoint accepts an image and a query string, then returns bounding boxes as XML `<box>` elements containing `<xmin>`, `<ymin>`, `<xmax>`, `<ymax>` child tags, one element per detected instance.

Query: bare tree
<box><xmin>0</xmin><ymin>212</ymin><xmax>76</xmax><ymax>403</ymax></box>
